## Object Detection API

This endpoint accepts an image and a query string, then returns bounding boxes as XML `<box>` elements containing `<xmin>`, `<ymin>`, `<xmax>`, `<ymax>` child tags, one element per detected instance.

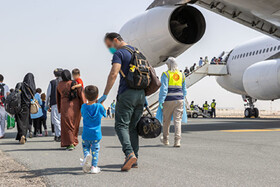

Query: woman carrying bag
<box><xmin>15</xmin><ymin>73</ymin><xmax>36</xmax><ymax>144</ymax></box>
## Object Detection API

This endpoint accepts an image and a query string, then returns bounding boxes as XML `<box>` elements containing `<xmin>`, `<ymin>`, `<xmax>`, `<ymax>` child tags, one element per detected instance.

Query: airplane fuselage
<box><xmin>216</xmin><ymin>36</ymin><xmax>280</xmax><ymax>100</ymax></box>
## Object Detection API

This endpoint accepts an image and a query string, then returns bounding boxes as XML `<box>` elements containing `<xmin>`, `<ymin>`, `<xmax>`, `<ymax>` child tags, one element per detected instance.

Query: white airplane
<box><xmin>119</xmin><ymin>0</ymin><xmax>280</xmax><ymax>117</ymax></box>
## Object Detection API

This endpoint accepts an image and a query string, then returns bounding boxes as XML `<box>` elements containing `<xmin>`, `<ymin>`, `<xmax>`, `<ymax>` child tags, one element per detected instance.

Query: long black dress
<box><xmin>15</xmin><ymin>73</ymin><xmax>36</xmax><ymax>141</ymax></box>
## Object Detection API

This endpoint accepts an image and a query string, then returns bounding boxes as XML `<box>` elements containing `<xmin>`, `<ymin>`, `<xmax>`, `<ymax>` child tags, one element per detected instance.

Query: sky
<box><xmin>0</xmin><ymin>0</ymin><xmax>279</xmax><ymax>111</ymax></box>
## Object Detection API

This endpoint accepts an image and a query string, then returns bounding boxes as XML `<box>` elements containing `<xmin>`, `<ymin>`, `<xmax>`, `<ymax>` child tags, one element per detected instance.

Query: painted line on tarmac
<box><xmin>221</xmin><ymin>129</ymin><xmax>280</xmax><ymax>132</ymax></box>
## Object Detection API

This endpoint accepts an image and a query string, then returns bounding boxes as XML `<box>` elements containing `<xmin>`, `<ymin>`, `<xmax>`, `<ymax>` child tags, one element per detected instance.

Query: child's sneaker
<box><xmin>90</xmin><ymin>166</ymin><xmax>101</xmax><ymax>174</ymax></box>
<box><xmin>81</xmin><ymin>154</ymin><xmax>92</xmax><ymax>173</ymax></box>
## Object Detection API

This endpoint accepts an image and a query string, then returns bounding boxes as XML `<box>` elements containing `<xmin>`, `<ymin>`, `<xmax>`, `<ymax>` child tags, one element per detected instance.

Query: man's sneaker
<box><xmin>121</xmin><ymin>152</ymin><xmax>137</xmax><ymax>171</ymax></box>
<box><xmin>44</xmin><ymin>130</ymin><xmax>48</xmax><ymax>136</ymax></box>
<box><xmin>174</xmin><ymin>139</ymin><xmax>181</xmax><ymax>148</ymax></box>
<box><xmin>54</xmin><ymin>136</ymin><xmax>57</xmax><ymax>141</ymax></box>
<box><xmin>160</xmin><ymin>136</ymin><xmax>169</xmax><ymax>146</ymax></box>
<box><xmin>132</xmin><ymin>161</ymin><xmax>138</xmax><ymax>168</ymax></box>
<box><xmin>20</xmin><ymin>136</ymin><xmax>26</xmax><ymax>144</ymax></box>
<box><xmin>29</xmin><ymin>132</ymin><xmax>33</xmax><ymax>138</ymax></box>
<box><xmin>81</xmin><ymin>154</ymin><xmax>92</xmax><ymax>173</ymax></box>
<box><xmin>90</xmin><ymin>166</ymin><xmax>101</xmax><ymax>174</ymax></box>
<box><xmin>66</xmin><ymin>144</ymin><xmax>75</xmax><ymax>151</ymax></box>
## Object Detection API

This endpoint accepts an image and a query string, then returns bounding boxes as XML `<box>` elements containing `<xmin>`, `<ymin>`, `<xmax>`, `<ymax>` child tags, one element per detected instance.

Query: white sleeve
<box><xmin>46</xmin><ymin>83</ymin><xmax>51</xmax><ymax>106</ymax></box>
<box><xmin>4</xmin><ymin>85</ymin><xmax>9</xmax><ymax>98</ymax></box>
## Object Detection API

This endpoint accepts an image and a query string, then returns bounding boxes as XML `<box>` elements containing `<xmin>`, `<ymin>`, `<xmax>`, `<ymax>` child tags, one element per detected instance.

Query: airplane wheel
<box><xmin>244</xmin><ymin>108</ymin><xmax>252</xmax><ymax>118</ymax></box>
<box><xmin>192</xmin><ymin>113</ymin><xmax>198</xmax><ymax>118</ymax></box>
<box><xmin>253</xmin><ymin>108</ymin><xmax>259</xmax><ymax>118</ymax></box>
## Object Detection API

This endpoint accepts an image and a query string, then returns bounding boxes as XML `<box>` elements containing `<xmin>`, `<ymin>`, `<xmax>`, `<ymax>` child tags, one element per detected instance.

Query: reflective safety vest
<box><xmin>211</xmin><ymin>102</ymin><xmax>216</xmax><ymax>109</ymax></box>
<box><xmin>190</xmin><ymin>104</ymin><xmax>194</xmax><ymax>110</ymax></box>
<box><xmin>163</xmin><ymin>70</ymin><xmax>185</xmax><ymax>101</ymax></box>
<box><xmin>203</xmin><ymin>104</ymin><xmax>209</xmax><ymax>110</ymax></box>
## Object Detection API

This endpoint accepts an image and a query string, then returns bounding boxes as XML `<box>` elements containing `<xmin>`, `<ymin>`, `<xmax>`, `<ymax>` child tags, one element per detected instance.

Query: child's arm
<box><xmin>71</xmin><ymin>84</ymin><xmax>82</xmax><ymax>90</ymax></box>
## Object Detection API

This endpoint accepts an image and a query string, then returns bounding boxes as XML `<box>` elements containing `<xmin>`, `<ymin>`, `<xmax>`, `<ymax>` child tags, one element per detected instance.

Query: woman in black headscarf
<box><xmin>15</xmin><ymin>73</ymin><xmax>36</xmax><ymax>144</ymax></box>
<box><xmin>57</xmin><ymin>70</ymin><xmax>85</xmax><ymax>150</ymax></box>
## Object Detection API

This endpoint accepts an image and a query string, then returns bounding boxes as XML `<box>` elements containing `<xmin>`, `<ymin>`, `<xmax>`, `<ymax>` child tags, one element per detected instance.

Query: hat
<box><xmin>54</xmin><ymin>68</ymin><xmax>63</xmax><ymax>77</ymax></box>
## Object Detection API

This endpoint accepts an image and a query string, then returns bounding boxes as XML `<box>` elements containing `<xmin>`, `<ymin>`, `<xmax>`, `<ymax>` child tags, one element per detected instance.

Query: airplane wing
<box><xmin>147</xmin><ymin>0</ymin><xmax>280</xmax><ymax>39</ymax></box>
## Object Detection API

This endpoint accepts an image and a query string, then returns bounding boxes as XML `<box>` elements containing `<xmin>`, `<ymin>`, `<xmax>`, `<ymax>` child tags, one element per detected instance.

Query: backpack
<box><xmin>120</xmin><ymin>46</ymin><xmax>151</xmax><ymax>90</ymax></box>
<box><xmin>0</xmin><ymin>84</ymin><xmax>5</xmax><ymax>106</ymax></box>
<box><xmin>5</xmin><ymin>87</ymin><xmax>22</xmax><ymax>115</ymax></box>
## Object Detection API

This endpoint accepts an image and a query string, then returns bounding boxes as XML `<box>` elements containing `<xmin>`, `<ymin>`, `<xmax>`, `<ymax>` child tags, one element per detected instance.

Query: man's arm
<box><xmin>103</xmin><ymin>63</ymin><xmax>121</xmax><ymax>96</ymax></box>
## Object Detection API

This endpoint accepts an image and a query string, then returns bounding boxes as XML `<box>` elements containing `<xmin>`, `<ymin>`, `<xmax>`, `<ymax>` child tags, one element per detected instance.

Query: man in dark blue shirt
<box><xmin>99</xmin><ymin>32</ymin><xmax>145</xmax><ymax>171</ymax></box>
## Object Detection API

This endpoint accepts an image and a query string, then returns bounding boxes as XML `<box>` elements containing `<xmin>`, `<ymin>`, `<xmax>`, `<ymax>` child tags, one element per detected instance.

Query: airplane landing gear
<box><xmin>243</xmin><ymin>96</ymin><xmax>259</xmax><ymax>118</ymax></box>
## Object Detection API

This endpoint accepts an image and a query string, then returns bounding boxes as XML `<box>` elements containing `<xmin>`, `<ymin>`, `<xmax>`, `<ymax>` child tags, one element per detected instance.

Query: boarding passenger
<box><xmin>157</xmin><ymin>57</ymin><xmax>187</xmax><ymax>148</ymax></box>
<box><xmin>31</xmin><ymin>88</ymin><xmax>43</xmax><ymax>137</ymax></box>
<box><xmin>184</xmin><ymin>66</ymin><xmax>190</xmax><ymax>76</ymax></box>
<box><xmin>199</xmin><ymin>57</ymin><xmax>203</xmax><ymax>67</ymax></box>
<box><xmin>81</xmin><ymin>85</ymin><xmax>106</xmax><ymax>174</ymax></box>
<box><xmin>57</xmin><ymin>70</ymin><xmax>86</xmax><ymax>150</ymax></box>
<box><xmin>190</xmin><ymin>63</ymin><xmax>196</xmax><ymax>72</ymax></box>
<box><xmin>0</xmin><ymin>74</ymin><xmax>10</xmax><ymax>139</ymax></box>
<box><xmin>46</xmin><ymin>68</ymin><xmax>63</xmax><ymax>141</ymax></box>
<box><xmin>99</xmin><ymin>32</ymin><xmax>146</xmax><ymax>171</ymax></box>
<box><xmin>211</xmin><ymin>99</ymin><xmax>216</xmax><ymax>118</ymax></box>
<box><xmin>15</xmin><ymin>73</ymin><xmax>36</xmax><ymax>144</ymax></box>
<box><xmin>204</xmin><ymin>56</ymin><xmax>209</xmax><ymax>64</ymax></box>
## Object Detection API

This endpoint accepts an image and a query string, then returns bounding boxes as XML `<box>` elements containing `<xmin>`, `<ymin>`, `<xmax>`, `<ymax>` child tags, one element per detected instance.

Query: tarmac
<box><xmin>1</xmin><ymin>118</ymin><xmax>280</xmax><ymax>187</ymax></box>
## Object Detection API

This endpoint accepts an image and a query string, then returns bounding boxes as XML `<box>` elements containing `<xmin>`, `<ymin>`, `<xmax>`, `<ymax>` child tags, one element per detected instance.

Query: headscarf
<box><xmin>61</xmin><ymin>69</ymin><xmax>77</xmax><ymax>101</ymax></box>
<box><xmin>61</xmin><ymin>70</ymin><xmax>71</xmax><ymax>82</ymax></box>
<box><xmin>166</xmin><ymin>57</ymin><xmax>179</xmax><ymax>72</ymax></box>
<box><xmin>21</xmin><ymin>73</ymin><xmax>36</xmax><ymax>105</ymax></box>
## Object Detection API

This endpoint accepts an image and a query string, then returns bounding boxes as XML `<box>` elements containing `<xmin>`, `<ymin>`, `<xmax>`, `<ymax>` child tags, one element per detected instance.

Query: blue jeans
<box><xmin>82</xmin><ymin>140</ymin><xmax>100</xmax><ymax>167</ymax></box>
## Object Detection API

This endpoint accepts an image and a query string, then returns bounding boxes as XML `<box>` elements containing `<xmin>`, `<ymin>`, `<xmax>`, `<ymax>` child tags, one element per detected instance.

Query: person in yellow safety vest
<box><xmin>156</xmin><ymin>57</ymin><xmax>187</xmax><ymax>148</ymax></box>
<box><xmin>190</xmin><ymin>101</ymin><xmax>195</xmax><ymax>110</ymax></box>
<box><xmin>211</xmin><ymin>99</ymin><xmax>216</xmax><ymax>118</ymax></box>
<box><xmin>203</xmin><ymin>101</ymin><xmax>210</xmax><ymax>115</ymax></box>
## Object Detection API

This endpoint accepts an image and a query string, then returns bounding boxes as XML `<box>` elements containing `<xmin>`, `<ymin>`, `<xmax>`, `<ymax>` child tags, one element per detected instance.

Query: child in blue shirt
<box><xmin>81</xmin><ymin>85</ymin><xmax>106</xmax><ymax>174</ymax></box>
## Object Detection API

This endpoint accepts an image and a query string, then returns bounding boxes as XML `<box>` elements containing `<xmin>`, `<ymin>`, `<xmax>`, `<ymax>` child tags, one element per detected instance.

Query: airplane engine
<box><xmin>243</xmin><ymin>59</ymin><xmax>280</xmax><ymax>100</ymax></box>
<box><xmin>120</xmin><ymin>5</ymin><xmax>206</xmax><ymax>67</ymax></box>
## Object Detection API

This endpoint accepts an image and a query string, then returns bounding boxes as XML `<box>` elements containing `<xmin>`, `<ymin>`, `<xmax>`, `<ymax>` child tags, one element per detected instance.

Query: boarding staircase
<box><xmin>146</xmin><ymin>64</ymin><xmax>229</xmax><ymax>114</ymax></box>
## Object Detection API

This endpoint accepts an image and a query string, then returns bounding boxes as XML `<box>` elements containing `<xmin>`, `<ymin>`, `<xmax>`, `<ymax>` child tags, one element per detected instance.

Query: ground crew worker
<box><xmin>157</xmin><ymin>57</ymin><xmax>187</xmax><ymax>148</ymax></box>
<box><xmin>203</xmin><ymin>101</ymin><xmax>209</xmax><ymax>115</ymax></box>
<box><xmin>211</xmin><ymin>99</ymin><xmax>216</xmax><ymax>118</ymax></box>
<box><xmin>190</xmin><ymin>101</ymin><xmax>195</xmax><ymax>110</ymax></box>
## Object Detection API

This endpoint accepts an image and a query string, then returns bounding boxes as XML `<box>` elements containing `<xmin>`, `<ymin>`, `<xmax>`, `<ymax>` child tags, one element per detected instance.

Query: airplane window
<box><xmin>274</xmin><ymin>46</ymin><xmax>277</xmax><ymax>51</ymax></box>
<box><xmin>278</xmin><ymin>45</ymin><xmax>280</xmax><ymax>50</ymax></box>
<box><xmin>270</xmin><ymin>47</ymin><xmax>273</xmax><ymax>52</ymax></box>
<box><xmin>243</xmin><ymin>53</ymin><xmax>245</xmax><ymax>57</ymax></box>
<box><xmin>246</xmin><ymin>53</ymin><xmax>249</xmax><ymax>57</ymax></box>
<box><xmin>263</xmin><ymin>49</ymin><xmax>266</xmax><ymax>53</ymax></box>
<box><xmin>252</xmin><ymin>51</ymin><xmax>255</xmax><ymax>55</ymax></box>
<box><xmin>249</xmin><ymin>52</ymin><xmax>252</xmax><ymax>56</ymax></box>
<box><xmin>237</xmin><ymin>55</ymin><xmax>239</xmax><ymax>59</ymax></box>
<box><xmin>266</xmin><ymin>48</ymin><xmax>269</xmax><ymax>52</ymax></box>
<box><xmin>256</xmin><ymin>50</ymin><xmax>258</xmax><ymax>55</ymax></box>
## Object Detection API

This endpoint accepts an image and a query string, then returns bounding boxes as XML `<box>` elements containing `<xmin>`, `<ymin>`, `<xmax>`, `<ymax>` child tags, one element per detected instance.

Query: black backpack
<box><xmin>5</xmin><ymin>87</ymin><xmax>22</xmax><ymax>115</ymax></box>
<box><xmin>137</xmin><ymin>106</ymin><xmax>162</xmax><ymax>139</ymax></box>
<box><xmin>0</xmin><ymin>84</ymin><xmax>5</xmax><ymax>106</ymax></box>
<box><xmin>120</xmin><ymin>46</ymin><xmax>151</xmax><ymax>90</ymax></box>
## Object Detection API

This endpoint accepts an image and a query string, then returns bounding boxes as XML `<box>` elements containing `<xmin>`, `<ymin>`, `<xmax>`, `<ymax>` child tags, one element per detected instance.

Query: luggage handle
<box><xmin>145</xmin><ymin>105</ymin><xmax>154</xmax><ymax>118</ymax></box>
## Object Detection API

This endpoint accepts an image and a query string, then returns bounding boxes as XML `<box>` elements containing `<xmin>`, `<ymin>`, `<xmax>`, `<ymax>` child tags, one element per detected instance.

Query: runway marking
<box><xmin>221</xmin><ymin>129</ymin><xmax>280</xmax><ymax>132</ymax></box>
